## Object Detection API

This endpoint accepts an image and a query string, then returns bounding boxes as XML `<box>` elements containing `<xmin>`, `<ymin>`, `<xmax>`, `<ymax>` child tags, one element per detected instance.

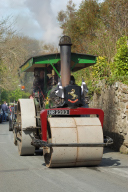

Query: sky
<box><xmin>0</xmin><ymin>0</ymin><xmax>104</xmax><ymax>45</ymax></box>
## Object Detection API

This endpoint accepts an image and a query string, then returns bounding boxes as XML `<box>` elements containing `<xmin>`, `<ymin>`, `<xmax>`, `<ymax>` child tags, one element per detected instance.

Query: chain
<box><xmin>31</xmin><ymin>138</ymin><xmax>47</xmax><ymax>147</ymax></box>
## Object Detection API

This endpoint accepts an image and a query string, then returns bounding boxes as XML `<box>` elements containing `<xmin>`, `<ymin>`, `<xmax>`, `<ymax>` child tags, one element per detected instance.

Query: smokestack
<box><xmin>59</xmin><ymin>36</ymin><xmax>72</xmax><ymax>87</ymax></box>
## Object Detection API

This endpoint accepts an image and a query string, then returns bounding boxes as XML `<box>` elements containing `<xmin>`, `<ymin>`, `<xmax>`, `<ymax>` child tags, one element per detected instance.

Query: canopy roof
<box><xmin>20</xmin><ymin>52</ymin><xmax>96</xmax><ymax>74</ymax></box>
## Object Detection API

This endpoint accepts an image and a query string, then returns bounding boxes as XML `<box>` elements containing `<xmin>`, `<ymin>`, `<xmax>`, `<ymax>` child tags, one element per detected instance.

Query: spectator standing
<box><xmin>1</xmin><ymin>101</ymin><xmax>8</xmax><ymax>122</ymax></box>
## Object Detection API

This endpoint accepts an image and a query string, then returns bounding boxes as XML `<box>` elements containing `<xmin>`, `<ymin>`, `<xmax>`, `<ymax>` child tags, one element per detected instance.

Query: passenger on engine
<box><xmin>33</xmin><ymin>68</ymin><xmax>45</xmax><ymax>92</ymax></box>
<box><xmin>33</xmin><ymin>68</ymin><xmax>40</xmax><ymax>93</ymax></box>
<box><xmin>33</xmin><ymin>68</ymin><xmax>47</xmax><ymax>108</ymax></box>
<box><xmin>70</xmin><ymin>75</ymin><xmax>76</xmax><ymax>85</ymax></box>
<box><xmin>38</xmin><ymin>69</ymin><xmax>45</xmax><ymax>92</ymax></box>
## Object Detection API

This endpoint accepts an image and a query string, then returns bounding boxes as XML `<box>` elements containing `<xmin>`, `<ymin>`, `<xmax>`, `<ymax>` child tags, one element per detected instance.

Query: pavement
<box><xmin>0</xmin><ymin>121</ymin><xmax>128</xmax><ymax>192</ymax></box>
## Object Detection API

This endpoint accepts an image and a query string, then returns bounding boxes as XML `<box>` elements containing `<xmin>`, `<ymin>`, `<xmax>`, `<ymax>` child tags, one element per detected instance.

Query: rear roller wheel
<box><xmin>13</xmin><ymin>128</ymin><xmax>17</xmax><ymax>145</ymax></box>
<box><xmin>9</xmin><ymin>119</ymin><xmax>13</xmax><ymax>131</ymax></box>
<box><xmin>43</xmin><ymin>117</ymin><xmax>103</xmax><ymax>167</ymax></box>
<box><xmin>16</xmin><ymin>99</ymin><xmax>36</xmax><ymax>155</ymax></box>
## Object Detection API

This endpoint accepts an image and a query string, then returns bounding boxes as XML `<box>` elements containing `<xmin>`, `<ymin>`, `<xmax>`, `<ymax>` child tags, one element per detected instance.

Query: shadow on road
<box><xmin>35</xmin><ymin>149</ymin><xmax>43</xmax><ymax>156</ymax></box>
<box><xmin>100</xmin><ymin>157</ymin><xmax>121</xmax><ymax>167</ymax></box>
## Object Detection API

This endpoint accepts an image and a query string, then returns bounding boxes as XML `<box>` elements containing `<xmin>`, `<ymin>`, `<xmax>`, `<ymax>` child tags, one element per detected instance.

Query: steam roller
<box><xmin>13</xmin><ymin>35</ymin><xmax>113</xmax><ymax>167</ymax></box>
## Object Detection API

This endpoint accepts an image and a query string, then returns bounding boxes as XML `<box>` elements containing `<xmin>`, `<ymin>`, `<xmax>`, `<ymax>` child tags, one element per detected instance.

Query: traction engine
<box><xmin>11</xmin><ymin>36</ymin><xmax>113</xmax><ymax>167</ymax></box>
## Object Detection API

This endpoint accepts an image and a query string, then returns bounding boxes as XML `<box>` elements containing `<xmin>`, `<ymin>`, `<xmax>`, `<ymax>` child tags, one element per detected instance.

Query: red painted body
<box><xmin>40</xmin><ymin>108</ymin><xmax>104</xmax><ymax>142</ymax></box>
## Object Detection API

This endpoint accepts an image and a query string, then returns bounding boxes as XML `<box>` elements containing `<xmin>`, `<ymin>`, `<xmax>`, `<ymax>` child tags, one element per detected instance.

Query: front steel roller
<box><xmin>16</xmin><ymin>99</ymin><xmax>36</xmax><ymax>155</ymax></box>
<box><xmin>43</xmin><ymin>117</ymin><xmax>103</xmax><ymax>167</ymax></box>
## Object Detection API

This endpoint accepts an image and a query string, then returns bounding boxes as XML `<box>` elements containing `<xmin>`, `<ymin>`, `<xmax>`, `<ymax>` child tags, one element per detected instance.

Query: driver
<box><xmin>33</xmin><ymin>68</ymin><xmax>45</xmax><ymax>93</ymax></box>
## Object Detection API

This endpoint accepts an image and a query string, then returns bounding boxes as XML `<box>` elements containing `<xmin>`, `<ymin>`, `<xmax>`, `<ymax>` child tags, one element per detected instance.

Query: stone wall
<box><xmin>89</xmin><ymin>80</ymin><xmax>128</xmax><ymax>154</ymax></box>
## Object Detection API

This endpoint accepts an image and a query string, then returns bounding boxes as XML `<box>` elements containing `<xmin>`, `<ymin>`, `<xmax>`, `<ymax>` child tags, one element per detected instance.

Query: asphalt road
<box><xmin>0</xmin><ymin>122</ymin><xmax>128</xmax><ymax>192</ymax></box>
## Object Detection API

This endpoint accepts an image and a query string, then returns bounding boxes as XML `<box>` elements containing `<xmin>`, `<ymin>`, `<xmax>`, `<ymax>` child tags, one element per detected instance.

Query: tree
<box><xmin>57</xmin><ymin>0</ymin><xmax>77</xmax><ymax>51</ymax></box>
<box><xmin>57</xmin><ymin>0</ymin><xmax>128</xmax><ymax>58</ymax></box>
<box><xmin>101</xmin><ymin>0</ymin><xmax>128</xmax><ymax>37</ymax></box>
<box><xmin>0</xmin><ymin>17</ymin><xmax>42</xmax><ymax>92</ymax></box>
<box><xmin>58</xmin><ymin>0</ymin><xmax>101</xmax><ymax>53</ymax></box>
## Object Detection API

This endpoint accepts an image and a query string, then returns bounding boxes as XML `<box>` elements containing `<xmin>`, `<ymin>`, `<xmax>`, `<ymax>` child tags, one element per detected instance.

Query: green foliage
<box><xmin>86</xmin><ymin>80</ymin><xmax>102</xmax><ymax>97</ymax></box>
<box><xmin>1</xmin><ymin>90</ymin><xmax>9</xmax><ymax>103</ymax></box>
<box><xmin>0</xmin><ymin>89</ymin><xmax>30</xmax><ymax>104</ymax></box>
<box><xmin>111</xmin><ymin>36</ymin><xmax>128</xmax><ymax>76</ymax></box>
<box><xmin>9</xmin><ymin>89</ymin><xmax>22</xmax><ymax>102</ymax></box>
<box><xmin>9</xmin><ymin>89</ymin><xmax>30</xmax><ymax>102</ymax></box>
<box><xmin>73</xmin><ymin>67</ymin><xmax>92</xmax><ymax>86</ymax></box>
<box><xmin>107</xmin><ymin>75</ymin><xmax>128</xmax><ymax>86</ymax></box>
<box><xmin>21</xmin><ymin>91</ymin><xmax>31</xmax><ymax>99</ymax></box>
<box><xmin>92</xmin><ymin>56</ymin><xmax>110</xmax><ymax>80</ymax></box>
<box><xmin>73</xmin><ymin>37</ymin><xmax>128</xmax><ymax>98</ymax></box>
<box><xmin>86</xmin><ymin>80</ymin><xmax>96</xmax><ymax>96</ymax></box>
<box><xmin>0</xmin><ymin>60</ymin><xmax>6</xmax><ymax>76</ymax></box>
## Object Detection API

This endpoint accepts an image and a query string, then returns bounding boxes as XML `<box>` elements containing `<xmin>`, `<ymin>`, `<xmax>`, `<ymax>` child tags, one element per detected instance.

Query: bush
<box><xmin>111</xmin><ymin>36</ymin><xmax>128</xmax><ymax>76</ymax></box>
<box><xmin>92</xmin><ymin>56</ymin><xmax>110</xmax><ymax>80</ymax></box>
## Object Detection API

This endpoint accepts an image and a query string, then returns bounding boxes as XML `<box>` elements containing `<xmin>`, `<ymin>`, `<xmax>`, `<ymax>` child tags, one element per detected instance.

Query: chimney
<box><xmin>59</xmin><ymin>36</ymin><xmax>72</xmax><ymax>87</ymax></box>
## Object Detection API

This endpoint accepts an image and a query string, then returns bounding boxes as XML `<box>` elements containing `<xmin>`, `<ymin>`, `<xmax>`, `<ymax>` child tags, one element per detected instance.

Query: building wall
<box><xmin>89</xmin><ymin>80</ymin><xmax>128</xmax><ymax>154</ymax></box>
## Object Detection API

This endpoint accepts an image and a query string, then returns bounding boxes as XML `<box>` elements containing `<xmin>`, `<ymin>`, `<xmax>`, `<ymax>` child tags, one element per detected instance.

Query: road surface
<box><xmin>0</xmin><ymin>122</ymin><xmax>128</xmax><ymax>192</ymax></box>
